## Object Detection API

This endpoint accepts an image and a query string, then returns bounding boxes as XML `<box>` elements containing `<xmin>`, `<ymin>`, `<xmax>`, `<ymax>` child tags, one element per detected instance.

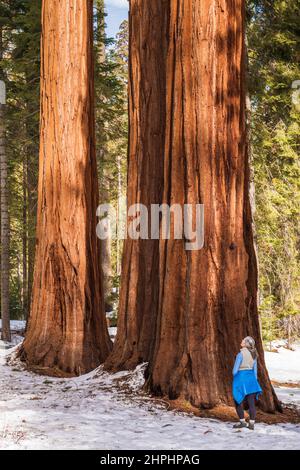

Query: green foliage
<box><xmin>94</xmin><ymin>14</ymin><xmax>128</xmax><ymax>303</ymax></box>
<box><xmin>259</xmin><ymin>295</ymin><xmax>280</xmax><ymax>343</ymax></box>
<box><xmin>248</xmin><ymin>0</ymin><xmax>300</xmax><ymax>341</ymax></box>
<box><xmin>0</xmin><ymin>0</ymin><xmax>41</xmax><ymax>318</ymax></box>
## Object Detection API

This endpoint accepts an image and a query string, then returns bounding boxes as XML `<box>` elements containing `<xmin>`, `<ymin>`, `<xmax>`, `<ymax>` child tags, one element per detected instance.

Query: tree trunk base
<box><xmin>17</xmin><ymin>341</ymin><xmax>109</xmax><ymax>378</ymax></box>
<box><xmin>146</xmin><ymin>382</ymin><xmax>282</xmax><ymax>414</ymax></box>
<box><xmin>104</xmin><ymin>350</ymin><xmax>147</xmax><ymax>374</ymax></box>
<box><xmin>161</xmin><ymin>398</ymin><xmax>300</xmax><ymax>424</ymax></box>
<box><xmin>18</xmin><ymin>358</ymin><xmax>76</xmax><ymax>378</ymax></box>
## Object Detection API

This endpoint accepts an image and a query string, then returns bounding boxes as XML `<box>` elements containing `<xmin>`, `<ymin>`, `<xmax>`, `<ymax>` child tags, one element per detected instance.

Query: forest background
<box><xmin>0</xmin><ymin>0</ymin><xmax>299</xmax><ymax>346</ymax></box>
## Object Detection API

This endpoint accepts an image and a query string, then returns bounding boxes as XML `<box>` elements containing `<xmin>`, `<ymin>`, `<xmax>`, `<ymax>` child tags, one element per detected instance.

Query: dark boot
<box><xmin>233</xmin><ymin>421</ymin><xmax>248</xmax><ymax>429</ymax></box>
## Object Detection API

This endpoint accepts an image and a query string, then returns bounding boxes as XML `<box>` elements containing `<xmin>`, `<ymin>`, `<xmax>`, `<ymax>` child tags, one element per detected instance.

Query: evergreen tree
<box><xmin>248</xmin><ymin>0</ymin><xmax>300</xmax><ymax>344</ymax></box>
<box><xmin>0</xmin><ymin>0</ymin><xmax>41</xmax><ymax>319</ymax></box>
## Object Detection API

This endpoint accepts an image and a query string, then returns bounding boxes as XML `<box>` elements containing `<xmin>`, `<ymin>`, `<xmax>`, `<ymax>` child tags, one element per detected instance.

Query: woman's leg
<box><xmin>233</xmin><ymin>400</ymin><xmax>248</xmax><ymax>428</ymax></box>
<box><xmin>235</xmin><ymin>401</ymin><xmax>245</xmax><ymax>420</ymax></box>
<box><xmin>246</xmin><ymin>393</ymin><xmax>257</xmax><ymax>421</ymax></box>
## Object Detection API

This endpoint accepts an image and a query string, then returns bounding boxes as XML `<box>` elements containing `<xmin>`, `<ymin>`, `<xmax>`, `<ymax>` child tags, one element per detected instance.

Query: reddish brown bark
<box><xmin>20</xmin><ymin>0</ymin><xmax>112</xmax><ymax>376</ymax></box>
<box><xmin>107</xmin><ymin>0</ymin><xmax>280</xmax><ymax>412</ymax></box>
<box><xmin>105</xmin><ymin>0</ymin><xmax>168</xmax><ymax>369</ymax></box>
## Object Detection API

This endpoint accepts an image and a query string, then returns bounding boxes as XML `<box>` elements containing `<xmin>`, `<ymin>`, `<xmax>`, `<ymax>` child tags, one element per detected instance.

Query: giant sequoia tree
<box><xmin>20</xmin><ymin>0</ymin><xmax>111</xmax><ymax>376</ymax></box>
<box><xmin>107</xmin><ymin>0</ymin><xmax>280</xmax><ymax>412</ymax></box>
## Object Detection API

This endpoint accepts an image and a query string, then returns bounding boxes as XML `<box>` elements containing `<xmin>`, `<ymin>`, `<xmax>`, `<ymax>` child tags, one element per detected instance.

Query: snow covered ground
<box><xmin>0</xmin><ymin>326</ymin><xmax>299</xmax><ymax>450</ymax></box>
<box><xmin>0</xmin><ymin>320</ymin><xmax>26</xmax><ymax>332</ymax></box>
<box><xmin>0</xmin><ymin>321</ymin><xmax>26</xmax><ymax>349</ymax></box>
<box><xmin>265</xmin><ymin>343</ymin><xmax>300</xmax><ymax>384</ymax></box>
<box><xmin>264</xmin><ymin>342</ymin><xmax>300</xmax><ymax>408</ymax></box>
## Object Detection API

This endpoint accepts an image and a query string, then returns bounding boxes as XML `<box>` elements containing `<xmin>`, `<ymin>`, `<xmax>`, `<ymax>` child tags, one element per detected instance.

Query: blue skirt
<box><xmin>232</xmin><ymin>370</ymin><xmax>262</xmax><ymax>405</ymax></box>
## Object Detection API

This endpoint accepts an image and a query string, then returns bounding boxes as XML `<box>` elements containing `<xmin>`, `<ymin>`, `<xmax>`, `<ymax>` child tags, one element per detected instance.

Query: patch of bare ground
<box><xmin>159</xmin><ymin>398</ymin><xmax>300</xmax><ymax>425</ymax></box>
<box><xmin>271</xmin><ymin>380</ymin><xmax>300</xmax><ymax>389</ymax></box>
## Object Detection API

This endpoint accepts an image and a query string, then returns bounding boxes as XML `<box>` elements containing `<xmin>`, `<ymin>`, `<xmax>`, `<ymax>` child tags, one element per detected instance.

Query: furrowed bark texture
<box><xmin>21</xmin><ymin>0</ymin><xmax>112</xmax><ymax>376</ymax></box>
<box><xmin>105</xmin><ymin>0</ymin><xmax>168</xmax><ymax>369</ymax></box>
<box><xmin>107</xmin><ymin>0</ymin><xmax>280</xmax><ymax>412</ymax></box>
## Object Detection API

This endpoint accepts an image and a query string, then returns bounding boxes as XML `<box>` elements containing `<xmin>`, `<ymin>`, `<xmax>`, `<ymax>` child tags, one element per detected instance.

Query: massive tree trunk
<box><xmin>105</xmin><ymin>0</ymin><xmax>168</xmax><ymax>369</ymax></box>
<box><xmin>20</xmin><ymin>0</ymin><xmax>112</xmax><ymax>376</ymax></box>
<box><xmin>107</xmin><ymin>0</ymin><xmax>280</xmax><ymax>412</ymax></box>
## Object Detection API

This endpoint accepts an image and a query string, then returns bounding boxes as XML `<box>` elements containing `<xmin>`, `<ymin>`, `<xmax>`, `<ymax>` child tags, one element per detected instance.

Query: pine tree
<box><xmin>0</xmin><ymin>0</ymin><xmax>41</xmax><ymax>319</ymax></box>
<box><xmin>248</xmin><ymin>0</ymin><xmax>300</xmax><ymax>343</ymax></box>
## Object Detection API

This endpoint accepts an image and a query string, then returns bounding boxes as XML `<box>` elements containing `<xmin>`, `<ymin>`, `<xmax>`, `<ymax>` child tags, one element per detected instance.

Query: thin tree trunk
<box><xmin>25</xmin><ymin>73</ymin><xmax>39</xmax><ymax>322</ymax></box>
<box><xmin>116</xmin><ymin>154</ymin><xmax>123</xmax><ymax>276</ymax></box>
<box><xmin>26</xmin><ymin>140</ymin><xmax>38</xmax><ymax>319</ymax></box>
<box><xmin>20</xmin><ymin>0</ymin><xmax>112</xmax><ymax>376</ymax></box>
<box><xmin>0</xmin><ymin>101</ymin><xmax>11</xmax><ymax>343</ymax></box>
<box><xmin>22</xmin><ymin>152</ymin><xmax>28</xmax><ymax>318</ymax></box>
<box><xmin>287</xmin><ymin>315</ymin><xmax>291</xmax><ymax>349</ymax></box>
<box><xmin>107</xmin><ymin>0</ymin><xmax>280</xmax><ymax>412</ymax></box>
<box><xmin>96</xmin><ymin>0</ymin><xmax>113</xmax><ymax>305</ymax></box>
<box><xmin>96</xmin><ymin>0</ymin><xmax>106</xmax><ymax>63</ymax></box>
<box><xmin>17</xmin><ymin>255</ymin><xmax>23</xmax><ymax>307</ymax></box>
<box><xmin>0</xmin><ymin>27</ymin><xmax>11</xmax><ymax>342</ymax></box>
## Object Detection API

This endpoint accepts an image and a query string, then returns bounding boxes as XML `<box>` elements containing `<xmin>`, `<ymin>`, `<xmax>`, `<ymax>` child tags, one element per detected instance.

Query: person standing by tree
<box><xmin>106</xmin><ymin>0</ymin><xmax>280</xmax><ymax>414</ymax></box>
<box><xmin>232</xmin><ymin>337</ymin><xmax>262</xmax><ymax>430</ymax></box>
